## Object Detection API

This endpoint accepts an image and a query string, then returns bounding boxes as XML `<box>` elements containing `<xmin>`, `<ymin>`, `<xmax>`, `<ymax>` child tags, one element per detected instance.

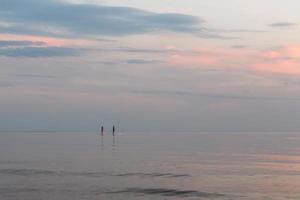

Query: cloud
<box><xmin>15</xmin><ymin>74</ymin><xmax>57</xmax><ymax>79</ymax></box>
<box><xmin>96</xmin><ymin>46</ymin><xmax>200</xmax><ymax>54</ymax></box>
<box><xmin>163</xmin><ymin>43</ymin><xmax>300</xmax><ymax>76</ymax></box>
<box><xmin>231</xmin><ymin>45</ymin><xmax>248</xmax><ymax>49</ymax></box>
<box><xmin>165</xmin><ymin>46</ymin><xmax>240</xmax><ymax>68</ymax></box>
<box><xmin>98</xmin><ymin>59</ymin><xmax>163</xmax><ymax>66</ymax></box>
<box><xmin>130</xmin><ymin>89</ymin><xmax>300</xmax><ymax>101</ymax></box>
<box><xmin>0</xmin><ymin>0</ymin><xmax>209</xmax><ymax>38</ymax></box>
<box><xmin>252</xmin><ymin>60</ymin><xmax>300</xmax><ymax>75</ymax></box>
<box><xmin>118</xmin><ymin>47</ymin><xmax>168</xmax><ymax>54</ymax></box>
<box><xmin>269</xmin><ymin>22</ymin><xmax>297</xmax><ymax>28</ymax></box>
<box><xmin>126</xmin><ymin>59</ymin><xmax>161</xmax><ymax>64</ymax></box>
<box><xmin>169</xmin><ymin>54</ymin><xmax>219</xmax><ymax>67</ymax></box>
<box><xmin>251</xmin><ymin>45</ymin><xmax>300</xmax><ymax>75</ymax></box>
<box><xmin>98</xmin><ymin>61</ymin><xmax>120</xmax><ymax>66</ymax></box>
<box><xmin>0</xmin><ymin>46</ymin><xmax>81</xmax><ymax>57</ymax></box>
<box><xmin>0</xmin><ymin>40</ymin><xmax>46</xmax><ymax>47</ymax></box>
<box><xmin>209</xmin><ymin>28</ymin><xmax>265</xmax><ymax>34</ymax></box>
<box><xmin>0</xmin><ymin>81</ymin><xmax>14</xmax><ymax>87</ymax></box>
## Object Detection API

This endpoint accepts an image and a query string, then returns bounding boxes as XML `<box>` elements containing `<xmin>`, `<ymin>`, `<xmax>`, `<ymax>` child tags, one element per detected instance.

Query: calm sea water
<box><xmin>1</xmin><ymin>131</ymin><xmax>300</xmax><ymax>200</ymax></box>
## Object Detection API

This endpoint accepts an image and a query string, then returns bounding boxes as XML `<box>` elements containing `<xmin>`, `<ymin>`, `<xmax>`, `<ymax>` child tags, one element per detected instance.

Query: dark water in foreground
<box><xmin>1</xmin><ymin>132</ymin><xmax>300</xmax><ymax>200</ymax></box>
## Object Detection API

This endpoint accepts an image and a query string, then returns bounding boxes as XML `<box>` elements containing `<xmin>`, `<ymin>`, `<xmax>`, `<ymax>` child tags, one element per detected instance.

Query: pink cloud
<box><xmin>261</xmin><ymin>51</ymin><xmax>282</xmax><ymax>59</ymax></box>
<box><xmin>0</xmin><ymin>34</ymin><xmax>94</xmax><ymax>47</ymax></box>
<box><xmin>167</xmin><ymin>46</ymin><xmax>255</xmax><ymax>71</ymax></box>
<box><xmin>252</xmin><ymin>45</ymin><xmax>300</xmax><ymax>75</ymax></box>
<box><xmin>261</xmin><ymin>45</ymin><xmax>300</xmax><ymax>60</ymax></box>
<box><xmin>281</xmin><ymin>45</ymin><xmax>300</xmax><ymax>58</ymax></box>
<box><xmin>252</xmin><ymin>60</ymin><xmax>300</xmax><ymax>75</ymax></box>
<box><xmin>167</xmin><ymin>44</ymin><xmax>300</xmax><ymax>75</ymax></box>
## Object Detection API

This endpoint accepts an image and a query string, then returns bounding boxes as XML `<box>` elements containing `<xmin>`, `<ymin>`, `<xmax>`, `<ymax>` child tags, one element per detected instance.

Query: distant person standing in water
<box><xmin>112</xmin><ymin>126</ymin><xmax>115</xmax><ymax>136</ymax></box>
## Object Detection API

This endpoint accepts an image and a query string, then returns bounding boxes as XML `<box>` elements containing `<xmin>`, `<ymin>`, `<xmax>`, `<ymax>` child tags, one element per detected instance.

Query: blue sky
<box><xmin>1</xmin><ymin>0</ymin><xmax>300</xmax><ymax>132</ymax></box>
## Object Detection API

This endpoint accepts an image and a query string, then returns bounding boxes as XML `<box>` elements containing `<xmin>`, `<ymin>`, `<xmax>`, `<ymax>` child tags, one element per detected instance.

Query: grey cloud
<box><xmin>207</xmin><ymin>28</ymin><xmax>265</xmax><ymax>34</ymax></box>
<box><xmin>98</xmin><ymin>61</ymin><xmax>120</xmax><ymax>66</ymax></box>
<box><xmin>269</xmin><ymin>22</ymin><xmax>297</xmax><ymax>28</ymax></box>
<box><xmin>0</xmin><ymin>0</ymin><xmax>209</xmax><ymax>38</ymax></box>
<box><xmin>0</xmin><ymin>24</ymin><xmax>65</xmax><ymax>38</ymax></box>
<box><xmin>118</xmin><ymin>47</ymin><xmax>168</xmax><ymax>54</ymax></box>
<box><xmin>0</xmin><ymin>81</ymin><xmax>14</xmax><ymax>87</ymax></box>
<box><xmin>224</xmin><ymin>29</ymin><xmax>265</xmax><ymax>33</ymax></box>
<box><xmin>98</xmin><ymin>59</ymin><xmax>163</xmax><ymax>66</ymax></box>
<box><xmin>94</xmin><ymin>46</ymin><xmax>225</xmax><ymax>59</ymax></box>
<box><xmin>96</xmin><ymin>46</ymin><xmax>197</xmax><ymax>54</ymax></box>
<box><xmin>130</xmin><ymin>89</ymin><xmax>300</xmax><ymax>101</ymax></box>
<box><xmin>0</xmin><ymin>40</ymin><xmax>46</xmax><ymax>47</ymax></box>
<box><xmin>231</xmin><ymin>45</ymin><xmax>248</xmax><ymax>49</ymax></box>
<box><xmin>126</xmin><ymin>59</ymin><xmax>162</xmax><ymax>64</ymax></box>
<box><xmin>0</xmin><ymin>47</ymin><xmax>81</xmax><ymax>57</ymax></box>
<box><xmin>94</xmin><ymin>38</ymin><xmax>115</xmax><ymax>42</ymax></box>
<box><xmin>15</xmin><ymin>74</ymin><xmax>57</xmax><ymax>79</ymax></box>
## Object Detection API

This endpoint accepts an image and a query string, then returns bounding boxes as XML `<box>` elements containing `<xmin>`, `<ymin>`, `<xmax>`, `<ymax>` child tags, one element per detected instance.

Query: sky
<box><xmin>1</xmin><ymin>0</ymin><xmax>300</xmax><ymax>132</ymax></box>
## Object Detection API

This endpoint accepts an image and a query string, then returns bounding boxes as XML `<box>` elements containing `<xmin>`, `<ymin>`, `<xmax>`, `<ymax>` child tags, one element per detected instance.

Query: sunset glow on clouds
<box><xmin>252</xmin><ymin>45</ymin><xmax>300</xmax><ymax>75</ymax></box>
<box><xmin>1</xmin><ymin>0</ymin><xmax>300</xmax><ymax>131</ymax></box>
<box><xmin>167</xmin><ymin>44</ymin><xmax>300</xmax><ymax>76</ymax></box>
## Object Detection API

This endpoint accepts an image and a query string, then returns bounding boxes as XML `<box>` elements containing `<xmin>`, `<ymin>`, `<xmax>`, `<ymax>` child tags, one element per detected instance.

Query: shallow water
<box><xmin>1</xmin><ymin>131</ymin><xmax>300</xmax><ymax>200</ymax></box>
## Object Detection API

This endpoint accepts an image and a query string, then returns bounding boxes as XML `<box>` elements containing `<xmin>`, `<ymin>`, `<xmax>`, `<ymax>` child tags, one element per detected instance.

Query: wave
<box><xmin>107</xmin><ymin>187</ymin><xmax>226</xmax><ymax>198</ymax></box>
<box><xmin>115</xmin><ymin>172</ymin><xmax>190</xmax><ymax>178</ymax></box>
<box><xmin>0</xmin><ymin>169</ymin><xmax>189</xmax><ymax>179</ymax></box>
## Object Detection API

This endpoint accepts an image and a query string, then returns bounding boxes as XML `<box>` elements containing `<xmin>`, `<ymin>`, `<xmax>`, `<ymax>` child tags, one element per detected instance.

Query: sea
<box><xmin>0</xmin><ymin>131</ymin><xmax>300</xmax><ymax>200</ymax></box>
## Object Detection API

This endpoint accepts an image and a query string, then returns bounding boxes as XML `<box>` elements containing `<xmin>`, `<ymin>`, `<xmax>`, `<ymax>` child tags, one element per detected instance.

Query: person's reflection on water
<box><xmin>101</xmin><ymin>134</ymin><xmax>104</xmax><ymax>150</ymax></box>
<box><xmin>101</xmin><ymin>126</ymin><xmax>104</xmax><ymax>136</ymax></box>
<box><xmin>112</xmin><ymin>133</ymin><xmax>116</xmax><ymax>150</ymax></box>
<box><xmin>112</xmin><ymin>125</ymin><xmax>115</xmax><ymax>136</ymax></box>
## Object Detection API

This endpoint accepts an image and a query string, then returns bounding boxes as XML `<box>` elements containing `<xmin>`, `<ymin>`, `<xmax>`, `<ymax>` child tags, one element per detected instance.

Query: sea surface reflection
<box><xmin>0</xmin><ymin>131</ymin><xmax>300</xmax><ymax>199</ymax></box>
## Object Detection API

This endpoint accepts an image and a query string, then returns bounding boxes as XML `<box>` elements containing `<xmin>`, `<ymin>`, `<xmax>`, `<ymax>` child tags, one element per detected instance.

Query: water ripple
<box><xmin>0</xmin><ymin>169</ymin><xmax>189</xmax><ymax>178</ymax></box>
<box><xmin>107</xmin><ymin>187</ymin><xmax>226</xmax><ymax>198</ymax></box>
<box><xmin>115</xmin><ymin>172</ymin><xmax>190</xmax><ymax>178</ymax></box>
